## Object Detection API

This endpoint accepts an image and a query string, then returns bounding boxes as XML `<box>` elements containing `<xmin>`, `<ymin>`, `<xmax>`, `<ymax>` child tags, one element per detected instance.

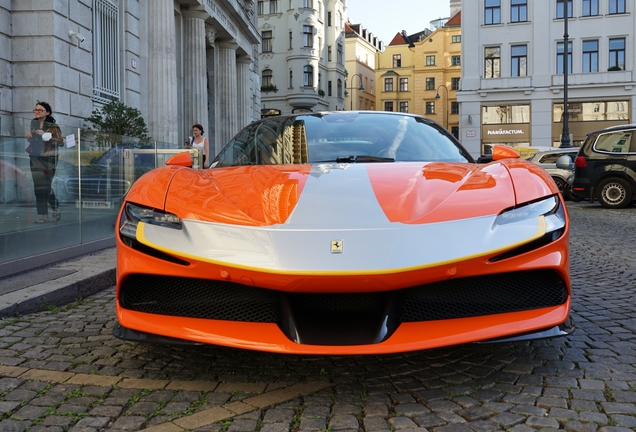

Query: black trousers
<box><xmin>30</xmin><ymin>155</ymin><xmax>58</xmax><ymax>216</ymax></box>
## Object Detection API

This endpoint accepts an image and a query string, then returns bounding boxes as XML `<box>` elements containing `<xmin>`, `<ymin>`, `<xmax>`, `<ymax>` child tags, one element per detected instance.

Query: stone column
<box><xmin>236</xmin><ymin>56</ymin><xmax>253</xmax><ymax>130</ymax></box>
<box><xmin>147</xmin><ymin>0</ymin><xmax>179</xmax><ymax>144</ymax></box>
<box><xmin>206</xmin><ymin>26</ymin><xmax>220</xmax><ymax>155</ymax></box>
<box><xmin>217</xmin><ymin>41</ymin><xmax>239</xmax><ymax>150</ymax></box>
<box><xmin>183</xmin><ymin>8</ymin><xmax>209</xmax><ymax>141</ymax></box>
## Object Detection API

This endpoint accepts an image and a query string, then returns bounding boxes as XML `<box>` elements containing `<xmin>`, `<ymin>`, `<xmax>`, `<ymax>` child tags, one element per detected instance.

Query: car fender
<box><xmin>502</xmin><ymin>159</ymin><xmax>560</xmax><ymax>204</ymax></box>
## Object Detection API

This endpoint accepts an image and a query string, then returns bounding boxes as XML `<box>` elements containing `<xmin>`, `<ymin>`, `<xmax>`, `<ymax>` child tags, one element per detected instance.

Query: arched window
<box><xmin>303</xmin><ymin>65</ymin><xmax>314</xmax><ymax>86</ymax></box>
<box><xmin>327</xmin><ymin>11</ymin><xmax>332</xmax><ymax>26</ymax></box>
<box><xmin>262</xmin><ymin>69</ymin><xmax>273</xmax><ymax>87</ymax></box>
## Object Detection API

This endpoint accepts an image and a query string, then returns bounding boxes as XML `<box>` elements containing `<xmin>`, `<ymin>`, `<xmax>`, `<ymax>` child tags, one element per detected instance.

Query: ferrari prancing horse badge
<box><xmin>331</xmin><ymin>240</ymin><xmax>343</xmax><ymax>253</ymax></box>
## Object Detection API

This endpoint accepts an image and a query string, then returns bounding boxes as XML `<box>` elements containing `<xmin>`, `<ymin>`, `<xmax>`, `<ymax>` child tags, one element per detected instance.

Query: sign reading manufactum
<box><xmin>481</xmin><ymin>124</ymin><xmax>530</xmax><ymax>143</ymax></box>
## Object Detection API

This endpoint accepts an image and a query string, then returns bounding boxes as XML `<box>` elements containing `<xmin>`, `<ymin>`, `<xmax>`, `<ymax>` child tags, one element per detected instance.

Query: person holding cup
<box><xmin>25</xmin><ymin>101</ymin><xmax>64</xmax><ymax>224</ymax></box>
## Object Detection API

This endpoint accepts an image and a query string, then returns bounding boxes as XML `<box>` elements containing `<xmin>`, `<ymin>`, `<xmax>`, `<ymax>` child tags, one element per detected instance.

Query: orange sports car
<box><xmin>113</xmin><ymin>111</ymin><xmax>573</xmax><ymax>354</ymax></box>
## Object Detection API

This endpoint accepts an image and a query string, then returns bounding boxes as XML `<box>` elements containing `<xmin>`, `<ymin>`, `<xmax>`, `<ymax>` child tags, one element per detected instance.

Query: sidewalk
<box><xmin>0</xmin><ymin>247</ymin><xmax>116</xmax><ymax>318</ymax></box>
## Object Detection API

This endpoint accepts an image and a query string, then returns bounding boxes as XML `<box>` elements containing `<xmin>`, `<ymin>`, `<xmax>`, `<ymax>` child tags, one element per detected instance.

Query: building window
<box><xmin>485</xmin><ymin>0</ymin><xmax>501</xmax><ymax>25</ymax></box>
<box><xmin>485</xmin><ymin>47</ymin><xmax>501</xmax><ymax>78</ymax></box>
<box><xmin>609</xmin><ymin>0</ymin><xmax>626</xmax><ymax>14</ymax></box>
<box><xmin>451</xmin><ymin>55</ymin><xmax>461</xmax><ymax>66</ymax></box>
<box><xmin>303</xmin><ymin>0</ymin><xmax>313</xmax><ymax>8</ymax></box>
<box><xmin>392</xmin><ymin>54</ymin><xmax>402</xmax><ymax>68</ymax></box>
<box><xmin>582</xmin><ymin>40</ymin><xmax>599</xmax><ymax>72</ymax></box>
<box><xmin>328</xmin><ymin>80</ymin><xmax>332</xmax><ymax>96</ymax></box>
<box><xmin>399</xmin><ymin>101</ymin><xmax>409</xmax><ymax>113</ymax></box>
<box><xmin>337</xmin><ymin>44</ymin><xmax>343</xmax><ymax>64</ymax></box>
<box><xmin>511</xmin><ymin>45</ymin><xmax>527</xmax><ymax>77</ymax></box>
<box><xmin>328</xmin><ymin>46</ymin><xmax>332</xmax><ymax>61</ymax></box>
<box><xmin>609</xmin><ymin>38</ymin><xmax>625</xmax><ymax>70</ymax></box>
<box><xmin>337</xmin><ymin>79</ymin><xmax>343</xmax><ymax>97</ymax></box>
<box><xmin>303</xmin><ymin>26</ymin><xmax>313</xmax><ymax>47</ymax></box>
<box><xmin>327</xmin><ymin>11</ymin><xmax>332</xmax><ymax>26</ymax></box>
<box><xmin>93</xmin><ymin>0</ymin><xmax>120</xmax><ymax>103</ymax></box>
<box><xmin>384</xmin><ymin>101</ymin><xmax>394</xmax><ymax>112</ymax></box>
<box><xmin>384</xmin><ymin>77</ymin><xmax>393</xmax><ymax>92</ymax></box>
<box><xmin>451</xmin><ymin>101</ymin><xmax>459</xmax><ymax>115</ymax></box>
<box><xmin>399</xmin><ymin>77</ymin><xmax>408</xmax><ymax>91</ymax></box>
<box><xmin>257</xmin><ymin>0</ymin><xmax>264</xmax><ymax>15</ymax></box>
<box><xmin>557</xmin><ymin>41</ymin><xmax>572</xmax><ymax>74</ymax></box>
<box><xmin>426</xmin><ymin>55</ymin><xmax>435</xmax><ymax>66</ymax></box>
<box><xmin>582</xmin><ymin>0</ymin><xmax>599</xmax><ymax>16</ymax></box>
<box><xmin>557</xmin><ymin>0</ymin><xmax>573</xmax><ymax>18</ymax></box>
<box><xmin>303</xmin><ymin>65</ymin><xmax>313</xmax><ymax>86</ymax></box>
<box><xmin>451</xmin><ymin>77</ymin><xmax>460</xmax><ymax>90</ymax></box>
<box><xmin>452</xmin><ymin>35</ymin><xmax>461</xmax><ymax>43</ymax></box>
<box><xmin>426</xmin><ymin>77</ymin><xmax>435</xmax><ymax>90</ymax></box>
<box><xmin>511</xmin><ymin>0</ymin><xmax>527</xmax><ymax>22</ymax></box>
<box><xmin>426</xmin><ymin>101</ymin><xmax>435</xmax><ymax>114</ymax></box>
<box><xmin>270</xmin><ymin>0</ymin><xmax>278</xmax><ymax>13</ymax></box>
<box><xmin>451</xmin><ymin>126</ymin><xmax>459</xmax><ymax>138</ymax></box>
<box><xmin>289</xmin><ymin>31</ymin><xmax>292</xmax><ymax>49</ymax></box>
<box><xmin>261</xmin><ymin>31</ymin><xmax>272</xmax><ymax>52</ymax></box>
<box><xmin>262</xmin><ymin>69</ymin><xmax>273</xmax><ymax>87</ymax></box>
<box><xmin>289</xmin><ymin>70</ymin><xmax>293</xmax><ymax>87</ymax></box>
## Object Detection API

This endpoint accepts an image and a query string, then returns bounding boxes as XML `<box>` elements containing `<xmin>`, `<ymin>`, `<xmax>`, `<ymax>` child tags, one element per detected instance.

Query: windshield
<box><xmin>211</xmin><ymin>112</ymin><xmax>473</xmax><ymax>167</ymax></box>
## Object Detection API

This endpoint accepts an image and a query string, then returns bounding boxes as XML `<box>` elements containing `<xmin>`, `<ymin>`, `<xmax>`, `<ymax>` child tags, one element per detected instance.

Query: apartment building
<box><xmin>257</xmin><ymin>0</ymin><xmax>347</xmax><ymax>115</ymax></box>
<box><xmin>344</xmin><ymin>22</ymin><xmax>383</xmax><ymax>111</ymax></box>
<box><xmin>460</xmin><ymin>0</ymin><xmax>636</xmax><ymax>158</ymax></box>
<box><xmin>414</xmin><ymin>12</ymin><xmax>462</xmax><ymax>137</ymax></box>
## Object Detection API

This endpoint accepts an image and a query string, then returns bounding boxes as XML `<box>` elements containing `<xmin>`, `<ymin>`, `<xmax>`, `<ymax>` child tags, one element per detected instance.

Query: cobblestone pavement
<box><xmin>1</xmin><ymin>201</ymin><xmax>636</xmax><ymax>432</ymax></box>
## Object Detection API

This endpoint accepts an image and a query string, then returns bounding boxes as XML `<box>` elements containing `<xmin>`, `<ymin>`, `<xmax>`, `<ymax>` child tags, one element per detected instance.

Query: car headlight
<box><xmin>496</xmin><ymin>195</ymin><xmax>563</xmax><ymax>226</ymax></box>
<box><xmin>119</xmin><ymin>203</ymin><xmax>182</xmax><ymax>240</ymax></box>
<box><xmin>489</xmin><ymin>196</ymin><xmax>566</xmax><ymax>262</ymax></box>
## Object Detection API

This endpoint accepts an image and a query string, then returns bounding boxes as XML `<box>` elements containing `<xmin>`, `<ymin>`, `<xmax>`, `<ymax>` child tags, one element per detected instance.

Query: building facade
<box><xmin>375</xmin><ymin>31</ymin><xmax>419</xmax><ymax>114</ymax></box>
<box><xmin>344</xmin><ymin>22</ymin><xmax>382</xmax><ymax>111</ymax></box>
<box><xmin>459</xmin><ymin>0</ymin><xmax>636</xmax><ymax>158</ymax></box>
<box><xmin>1</xmin><ymin>0</ymin><xmax>261</xmax><ymax>155</ymax></box>
<box><xmin>413</xmin><ymin>12</ymin><xmax>461</xmax><ymax>137</ymax></box>
<box><xmin>257</xmin><ymin>0</ymin><xmax>347</xmax><ymax>115</ymax></box>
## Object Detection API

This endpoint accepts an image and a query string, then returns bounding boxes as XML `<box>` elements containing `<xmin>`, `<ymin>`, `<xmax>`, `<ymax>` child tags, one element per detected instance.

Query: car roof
<box><xmin>590</xmin><ymin>123</ymin><xmax>636</xmax><ymax>134</ymax></box>
<box><xmin>533</xmin><ymin>147</ymin><xmax>580</xmax><ymax>155</ymax></box>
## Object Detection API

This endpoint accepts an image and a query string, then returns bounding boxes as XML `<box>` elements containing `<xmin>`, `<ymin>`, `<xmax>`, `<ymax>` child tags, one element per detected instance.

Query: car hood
<box><xmin>163</xmin><ymin>162</ymin><xmax>518</xmax><ymax>226</ymax></box>
<box><xmin>132</xmin><ymin>161</ymin><xmax>555</xmax><ymax>274</ymax></box>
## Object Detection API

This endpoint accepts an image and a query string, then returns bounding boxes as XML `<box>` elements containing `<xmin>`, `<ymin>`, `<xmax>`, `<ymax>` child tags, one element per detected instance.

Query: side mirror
<box><xmin>491</xmin><ymin>145</ymin><xmax>520</xmax><ymax>161</ymax></box>
<box><xmin>166</xmin><ymin>151</ymin><xmax>193</xmax><ymax>167</ymax></box>
<box><xmin>555</xmin><ymin>155</ymin><xmax>573</xmax><ymax>170</ymax></box>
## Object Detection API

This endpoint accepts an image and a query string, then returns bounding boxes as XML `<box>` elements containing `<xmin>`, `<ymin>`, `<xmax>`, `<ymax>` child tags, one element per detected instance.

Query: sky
<box><xmin>345</xmin><ymin>0</ymin><xmax>453</xmax><ymax>45</ymax></box>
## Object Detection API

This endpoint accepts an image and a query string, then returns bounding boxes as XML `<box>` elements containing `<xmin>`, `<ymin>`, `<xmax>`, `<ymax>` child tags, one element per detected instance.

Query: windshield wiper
<box><xmin>315</xmin><ymin>155</ymin><xmax>395</xmax><ymax>163</ymax></box>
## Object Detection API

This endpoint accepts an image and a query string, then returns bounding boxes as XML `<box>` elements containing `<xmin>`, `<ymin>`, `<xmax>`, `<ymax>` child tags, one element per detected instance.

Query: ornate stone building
<box><xmin>257</xmin><ymin>0</ymin><xmax>347</xmax><ymax>115</ymax></box>
<box><xmin>0</xmin><ymin>0</ymin><xmax>261</xmax><ymax>155</ymax></box>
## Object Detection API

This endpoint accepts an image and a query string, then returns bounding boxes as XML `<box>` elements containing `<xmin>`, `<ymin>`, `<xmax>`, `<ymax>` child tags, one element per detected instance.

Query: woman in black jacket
<box><xmin>25</xmin><ymin>101</ymin><xmax>64</xmax><ymax>224</ymax></box>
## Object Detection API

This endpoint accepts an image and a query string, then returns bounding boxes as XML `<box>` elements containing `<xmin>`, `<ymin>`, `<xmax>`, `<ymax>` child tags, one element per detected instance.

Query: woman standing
<box><xmin>25</xmin><ymin>101</ymin><xmax>63</xmax><ymax>224</ymax></box>
<box><xmin>190</xmin><ymin>124</ymin><xmax>210</xmax><ymax>168</ymax></box>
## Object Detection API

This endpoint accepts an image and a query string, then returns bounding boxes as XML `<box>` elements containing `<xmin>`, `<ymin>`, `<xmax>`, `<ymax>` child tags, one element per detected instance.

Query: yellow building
<box><xmin>375</xmin><ymin>31</ymin><xmax>421</xmax><ymax>114</ymax></box>
<box><xmin>414</xmin><ymin>12</ymin><xmax>462</xmax><ymax>138</ymax></box>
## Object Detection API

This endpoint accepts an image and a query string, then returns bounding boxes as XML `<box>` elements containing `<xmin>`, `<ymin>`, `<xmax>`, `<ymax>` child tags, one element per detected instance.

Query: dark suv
<box><xmin>568</xmin><ymin>124</ymin><xmax>636</xmax><ymax>208</ymax></box>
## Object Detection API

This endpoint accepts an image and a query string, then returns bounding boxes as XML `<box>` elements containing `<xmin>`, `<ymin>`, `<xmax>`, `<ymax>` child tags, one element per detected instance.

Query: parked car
<box><xmin>525</xmin><ymin>147</ymin><xmax>579</xmax><ymax>199</ymax></box>
<box><xmin>561</xmin><ymin>124</ymin><xmax>636</xmax><ymax>208</ymax></box>
<box><xmin>113</xmin><ymin>111</ymin><xmax>572</xmax><ymax>354</ymax></box>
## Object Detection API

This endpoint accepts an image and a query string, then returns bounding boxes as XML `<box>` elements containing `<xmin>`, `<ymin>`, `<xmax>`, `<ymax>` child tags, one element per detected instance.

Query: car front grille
<box><xmin>119</xmin><ymin>270</ymin><xmax>568</xmax><ymax>345</ymax></box>
<box><xmin>65</xmin><ymin>178</ymin><xmax>131</xmax><ymax>199</ymax></box>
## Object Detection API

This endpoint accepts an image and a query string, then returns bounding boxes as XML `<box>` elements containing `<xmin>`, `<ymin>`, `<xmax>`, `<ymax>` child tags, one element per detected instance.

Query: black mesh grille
<box><xmin>400</xmin><ymin>270</ymin><xmax>568</xmax><ymax>322</ymax></box>
<box><xmin>119</xmin><ymin>270</ymin><xmax>567</xmax><ymax>324</ymax></box>
<box><xmin>120</xmin><ymin>274</ymin><xmax>280</xmax><ymax>322</ymax></box>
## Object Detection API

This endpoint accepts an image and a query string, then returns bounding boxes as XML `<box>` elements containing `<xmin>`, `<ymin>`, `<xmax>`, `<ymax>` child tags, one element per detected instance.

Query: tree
<box><xmin>84</xmin><ymin>101</ymin><xmax>150</xmax><ymax>141</ymax></box>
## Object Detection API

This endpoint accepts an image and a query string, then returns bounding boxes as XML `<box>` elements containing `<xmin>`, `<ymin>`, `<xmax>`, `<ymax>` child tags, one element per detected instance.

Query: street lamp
<box><xmin>435</xmin><ymin>84</ymin><xmax>449</xmax><ymax>130</ymax></box>
<box><xmin>560</xmin><ymin>2</ymin><xmax>571</xmax><ymax>148</ymax></box>
<box><xmin>348</xmin><ymin>73</ymin><xmax>364</xmax><ymax>111</ymax></box>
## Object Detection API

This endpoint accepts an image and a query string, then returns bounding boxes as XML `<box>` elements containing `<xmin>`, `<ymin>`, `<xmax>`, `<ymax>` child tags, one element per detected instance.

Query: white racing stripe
<box><xmin>137</xmin><ymin>164</ymin><xmax>545</xmax><ymax>274</ymax></box>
